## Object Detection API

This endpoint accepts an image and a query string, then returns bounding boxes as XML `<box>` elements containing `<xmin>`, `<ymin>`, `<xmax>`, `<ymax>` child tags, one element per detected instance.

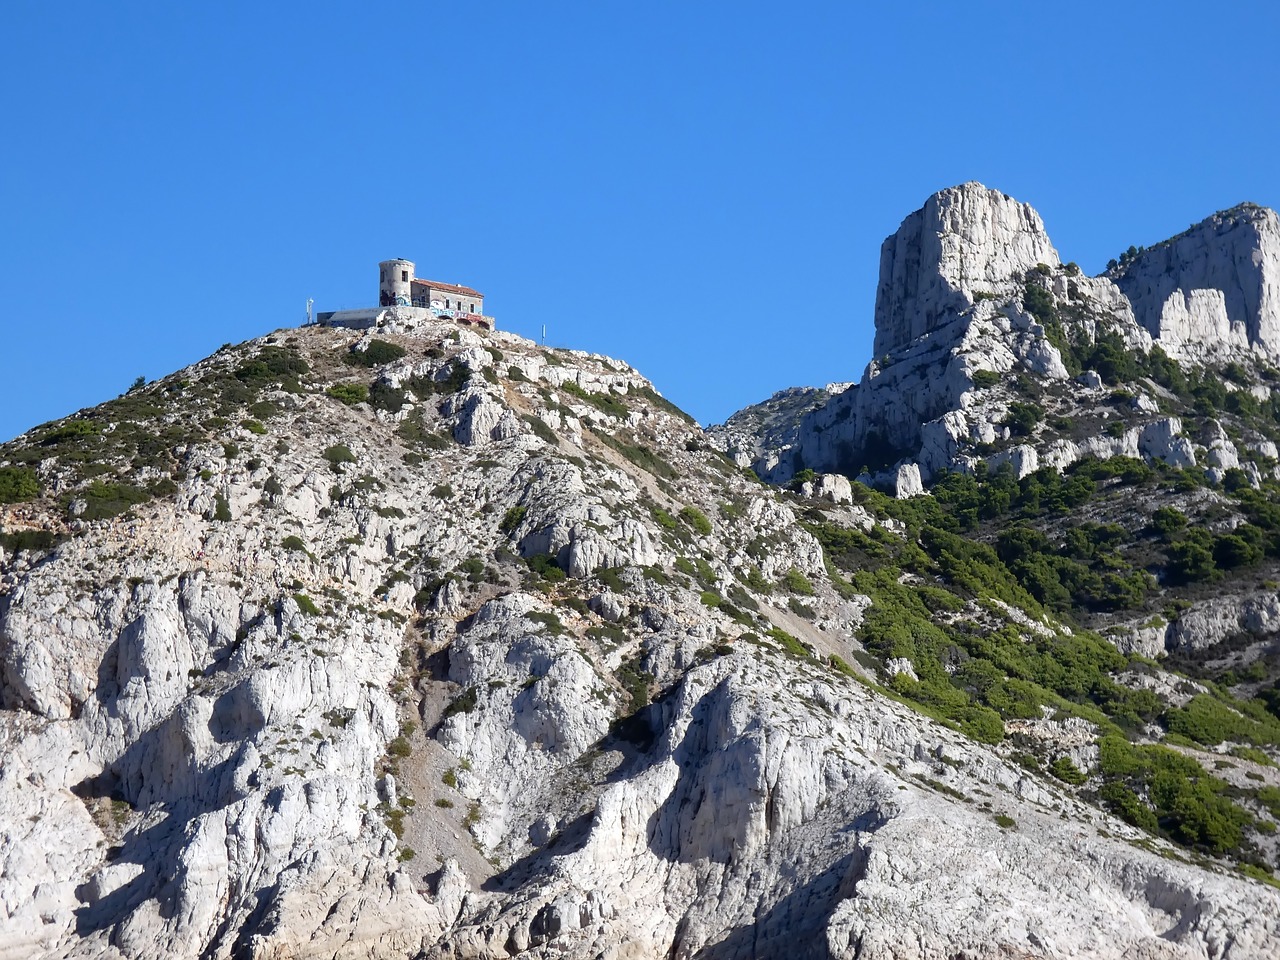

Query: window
<box><xmin>401</xmin><ymin>270</ymin><xmax>408</xmax><ymax>282</ymax></box>
<box><xmin>470</xmin><ymin>303</ymin><xmax>475</xmax><ymax>313</ymax></box>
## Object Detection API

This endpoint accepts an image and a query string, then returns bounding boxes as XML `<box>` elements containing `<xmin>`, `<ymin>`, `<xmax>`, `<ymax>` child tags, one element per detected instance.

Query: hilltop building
<box><xmin>319</xmin><ymin>258</ymin><xmax>493</xmax><ymax>331</ymax></box>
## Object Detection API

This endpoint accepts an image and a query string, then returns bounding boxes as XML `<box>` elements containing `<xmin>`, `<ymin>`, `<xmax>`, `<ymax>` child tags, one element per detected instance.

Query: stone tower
<box><xmin>379</xmin><ymin>259</ymin><xmax>414</xmax><ymax>306</ymax></box>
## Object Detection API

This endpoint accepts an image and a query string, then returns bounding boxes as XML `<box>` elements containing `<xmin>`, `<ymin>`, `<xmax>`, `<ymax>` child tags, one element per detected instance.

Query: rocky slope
<box><xmin>1</xmin><ymin>272</ymin><xmax>1280</xmax><ymax>955</ymax></box>
<box><xmin>712</xmin><ymin>182</ymin><xmax>1280</xmax><ymax>492</ymax></box>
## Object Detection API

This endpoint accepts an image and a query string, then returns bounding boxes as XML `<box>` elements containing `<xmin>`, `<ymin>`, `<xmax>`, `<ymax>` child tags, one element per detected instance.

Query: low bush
<box><xmin>781</xmin><ymin>567</ymin><xmax>815</xmax><ymax>595</ymax></box>
<box><xmin>368</xmin><ymin>382</ymin><xmax>407</xmax><ymax>413</ymax></box>
<box><xmin>678</xmin><ymin>505</ymin><xmax>713</xmax><ymax>536</ymax></box>
<box><xmin>327</xmin><ymin>383</ymin><xmax>369</xmax><ymax>406</ymax></box>
<box><xmin>499</xmin><ymin>505</ymin><xmax>527</xmax><ymax>535</ymax></box>
<box><xmin>0</xmin><ymin>466</ymin><xmax>39</xmax><ymax>503</ymax></box>
<box><xmin>323</xmin><ymin>444</ymin><xmax>357</xmax><ymax>470</ymax></box>
<box><xmin>345</xmin><ymin>339</ymin><xmax>407</xmax><ymax>367</ymax></box>
<box><xmin>292</xmin><ymin>593</ymin><xmax>321</xmax><ymax>616</ymax></box>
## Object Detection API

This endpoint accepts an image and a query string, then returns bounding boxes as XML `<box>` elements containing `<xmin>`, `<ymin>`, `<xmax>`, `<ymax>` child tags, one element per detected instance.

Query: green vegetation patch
<box><xmin>322</xmin><ymin>444</ymin><xmax>357</xmax><ymax>470</ymax></box>
<box><xmin>588</xmin><ymin>427</ymin><xmax>676</xmax><ymax>479</ymax></box>
<box><xmin>327</xmin><ymin>383</ymin><xmax>369</xmax><ymax>406</ymax></box>
<box><xmin>562</xmin><ymin>381</ymin><xmax>629</xmax><ymax>418</ymax></box>
<box><xmin>0</xmin><ymin>466</ymin><xmax>40</xmax><ymax>503</ymax></box>
<box><xmin>678</xmin><ymin>505</ymin><xmax>712</xmax><ymax>536</ymax></box>
<box><xmin>1097</xmin><ymin>735</ymin><xmax>1252</xmax><ymax>855</ymax></box>
<box><xmin>78</xmin><ymin>481</ymin><xmax>151</xmax><ymax>521</ymax></box>
<box><xmin>344</xmin><ymin>339</ymin><xmax>407</xmax><ymax>367</ymax></box>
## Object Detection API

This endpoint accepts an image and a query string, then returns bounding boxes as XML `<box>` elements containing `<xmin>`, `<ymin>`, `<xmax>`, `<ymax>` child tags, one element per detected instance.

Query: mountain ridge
<box><xmin>2</xmin><ymin>198</ymin><xmax>1280</xmax><ymax>958</ymax></box>
<box><xmin>712</xmin><ymin>182</ymin><xmax>1280</xmax><ymax>491</ymax></box>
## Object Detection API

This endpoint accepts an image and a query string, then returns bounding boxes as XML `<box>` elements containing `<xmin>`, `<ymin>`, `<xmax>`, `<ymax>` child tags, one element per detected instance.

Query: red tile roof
<box><xmin>412</xmin><ymin>278</ymin><xmax>484</xmax><ymax>299</ymax></box>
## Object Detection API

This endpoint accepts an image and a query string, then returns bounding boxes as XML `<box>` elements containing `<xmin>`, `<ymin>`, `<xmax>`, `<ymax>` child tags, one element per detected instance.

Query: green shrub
<box><xmin>40</xmin><ymin>419</ymin><xmax>102</xmax><ymax>445</ymax></box>
<box><xmin>0</xmin><ymin>529</ymin><xmax>59</xmax><ymax>553</ymax></box>
<box><xmin>327</xmin><ymin>383</ymin><xmax>369</xmax><ymax>406</ymax></box>
<box><xmin>292</xmin><ymin>593</ymin><xmax>321</xmax><ymax>616</ymax></box>
<box><xmin>345</xmin><ymin>339</ymin><xmax>406</xmax><ymax>367</ymax></box>
<box><xmin>591</xmin><ymin>428</ymin><xmax>676</xmax><ymax>479</ymax></box>
<box><xmin>523</xmin><ymin>415</ymin><xmax>558</xmax><ymax>445</ymax></box>
<box><xmin>528</xmin><ymin>610</ymin><xmax>565</xmax><ymax>634</ymax></box>
<box><xmin>1049</xmin><ymin>756</ymin><xmax>1088</xmax><ymax>784</ymax></box>
<box><xmin>368</xmin><ymin>382</ymin><xmax>406</xmax><ymax>413</ymax></box>
<box><xmin>397</xmin><ymin>413</ymin><xmax>450</xmax><ymax>451</ymax></box>
<box><xmin>678</xmin><ymin>505</ymin><xmax>713</xmax><ymax>536</ymax></box>
<box><xmin>213</xmin><ymin>494</ymin><xmax>232</xmax><ymax>522</ymax></box>
<box><xmin>241</xmin><ymin>419</ymin><xmax>267</xmax><ymax>435</ymax></box>
<box><xmin>562</xmin><ymin>381</ymin><xmax>628</xmax><ymax>418</ymax></box>
<box><xmin>235</xmin><ymin>346</ymin><xmax>309</xmax><ymax>384</ymax></box>
<box><xmin>766</xmin><ymin>627</ymin><xmax>812</xmax><ymax>659</ymax></box>
<box><xmin>782</xmin><ymin>567</ymin><xmax>815</xmax><ymax>595</ymax></box>
<box><xmin>1003</xmin><ymin>401</ymin><xmax>1044</xmax><ymax>437</ymax></box>
<box><xmin>525</xmin><ymin>553</ymin><xmax>566</xmax><ymax>583</ymax></box>
<box><xmin>1097</xmin><ymin>735</ymin><xmax>1251</xmax><ymax>854</ymax></box>
<box><xmin>1152</xmin><ymin>506</ymin><xmax>1187</xmax><ymax>538</ymax></box>
<box><xmin>652</xmin><ymin>507</ymin><xmax>678</xmax><ymax>530</ymax></box>
<box><xmin>0</xmin><ymin>467</ymin><xmax>39</xmax><ymax>503</ymax></box>
<box><xmin>76</xmin><ymin>481</ymin><xmax>151</xmax><ymax>521</ymax></box>
<box><xmin>790</xmin><ymin>468</ymin><xmax>817</xmax><ymax>488</ymax></box>
<box><xmin>323</xmin><ymin>444</ymin><xmax>357</xmax><ymax>471</ymax></box>
<box><xmin>387</xmin><ymin>736</ymin><xmax>412</xmax><ymax>758</ymax></box>
<box><xmin>281</xmin><ymin>535</ymin><xmax>307</xmax><ymax>552</ymax></box>
<box><xmin>441</xmin><ymin>686</ymin><xmax>478</xmax><ymax>720</ymax></box>
<box><xmin>971</xmin><ymin>370</ymin><xmax>1002</xmax><ymax>389</ymax></box>
<box><xmin>499</xmin><ymin>505</ymin><xmax>527</xmax><ymax>535</ymax></box>
<box><xmin>1165</xmin><ymin>695</ymin><xmax>1280</xmax><ymax>747</ymax></box>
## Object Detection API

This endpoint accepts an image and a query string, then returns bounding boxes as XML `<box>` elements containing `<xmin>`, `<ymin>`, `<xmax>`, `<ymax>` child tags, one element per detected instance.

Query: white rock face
<box><xmin>731</xmin><ymin>185</ymin><xmax>1280</xmax><ymax>493</ymax></box>
<box><xmin>875</xmin><ymin>182</ymin><xmax>1060</xmax><ymax>356</ymax></box>
<box><xmin>892</xmin><ymin>463</ymin><xmax>923</xmax><ymax>498</ymax></box>
<box><xmin>814</xmin><ymin>473</ymin><xmax>853</xmax><ymax>504</ymax></box>
<box><xmin>1116</xmin><ymin>204</ymin><xmax>1280</xmax><ymax>363</ymax></box>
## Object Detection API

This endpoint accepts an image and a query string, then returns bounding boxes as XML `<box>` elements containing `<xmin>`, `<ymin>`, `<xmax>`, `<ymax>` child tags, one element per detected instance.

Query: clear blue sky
<box><xmin>3</xmin><ymin>2</ymin><xmax>1280</xmax><ymax>442</ymax></box>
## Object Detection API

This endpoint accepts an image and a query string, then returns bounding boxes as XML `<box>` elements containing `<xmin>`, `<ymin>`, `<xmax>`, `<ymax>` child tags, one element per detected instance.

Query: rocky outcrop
<box><xmin>718</xmin><ymin>184</ymin><xmax>1280</xmax><ymax>491</ymax></box>
<box><xmin>1115</xmin><ymin>203</ymin><xmax>1280</xmax><ymax>363</ymax></box>
<box><xmin>707</xmin><ymin>385</ymin><xmax>836</xmax><ymax>475</ymax></box>
<box><xmin>874</xmin><ymin>181</ymin><xmax>1061</xmax><ymax>356</ymax></box>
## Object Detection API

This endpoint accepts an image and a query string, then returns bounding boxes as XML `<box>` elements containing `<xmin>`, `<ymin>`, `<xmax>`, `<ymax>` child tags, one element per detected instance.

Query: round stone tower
<box><xmin>379</xmin><ymin>259</ymin><xmax>414</xmax><ymax>306</ymax></box>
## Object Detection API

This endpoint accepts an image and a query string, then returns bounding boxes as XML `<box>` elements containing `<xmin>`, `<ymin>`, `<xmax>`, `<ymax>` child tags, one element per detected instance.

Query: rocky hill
<box><xmin>2</xmin><ymin>206</ymin><xmax>1280</xmax><ymax>958</ymax></box>
<box><xmin>713</xmin><ymin>182</ymin><xmax>1280</xmax><ymax>492</ymax></box>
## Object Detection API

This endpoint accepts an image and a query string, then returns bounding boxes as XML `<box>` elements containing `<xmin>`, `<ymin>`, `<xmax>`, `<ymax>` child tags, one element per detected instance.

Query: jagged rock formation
<box><xmin>716</xmin><ymin>182</ymin><xmax>1280</xmax><ymax>489</ymax></box>
<box><xmin>705</xmin><ymin>385</ymin><xmax>836</xmax><ymax>478</ymax></box>
<box><xmin>873</xmin><ymin>183</ymin><xmax>1061</xmax><ymax>356</ymax></box>
<box><xmin>1114</xmin><ymin>203</ymin><xmax>1280</xmax><ymax>362</ymax></box>
<box><xmin>3</xmin><ymin>317</ymin><xmax>1278</xmax><ymax>959</ymax></box>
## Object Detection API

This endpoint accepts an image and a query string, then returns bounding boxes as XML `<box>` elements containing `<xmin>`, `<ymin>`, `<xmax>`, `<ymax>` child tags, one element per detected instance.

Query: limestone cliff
<box><xmin>874</xmin><ymin>182</ymin><xmax>1061</xmax><ymax>356</ymax></box>
<box><xmin>717</xmin><ymin>183</ymin><xmax>1280</xmax><ymax>492</ymax></box>
<box><xmin>3</xmin><ymin>317</ymin><xmax>1278</xmax><ymax>959</ymax></box>
<box><xmin>1114</xmin><ymin>203</ymin><xmax>1280</xmax><ymax>362</ymax></box>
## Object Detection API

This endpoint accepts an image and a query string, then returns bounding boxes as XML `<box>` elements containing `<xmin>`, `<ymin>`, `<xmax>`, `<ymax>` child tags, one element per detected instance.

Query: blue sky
<box><xmin>3</xmin><ymin>2</ymin><xmax>1280</xmax><ymax>441</ymax></box>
